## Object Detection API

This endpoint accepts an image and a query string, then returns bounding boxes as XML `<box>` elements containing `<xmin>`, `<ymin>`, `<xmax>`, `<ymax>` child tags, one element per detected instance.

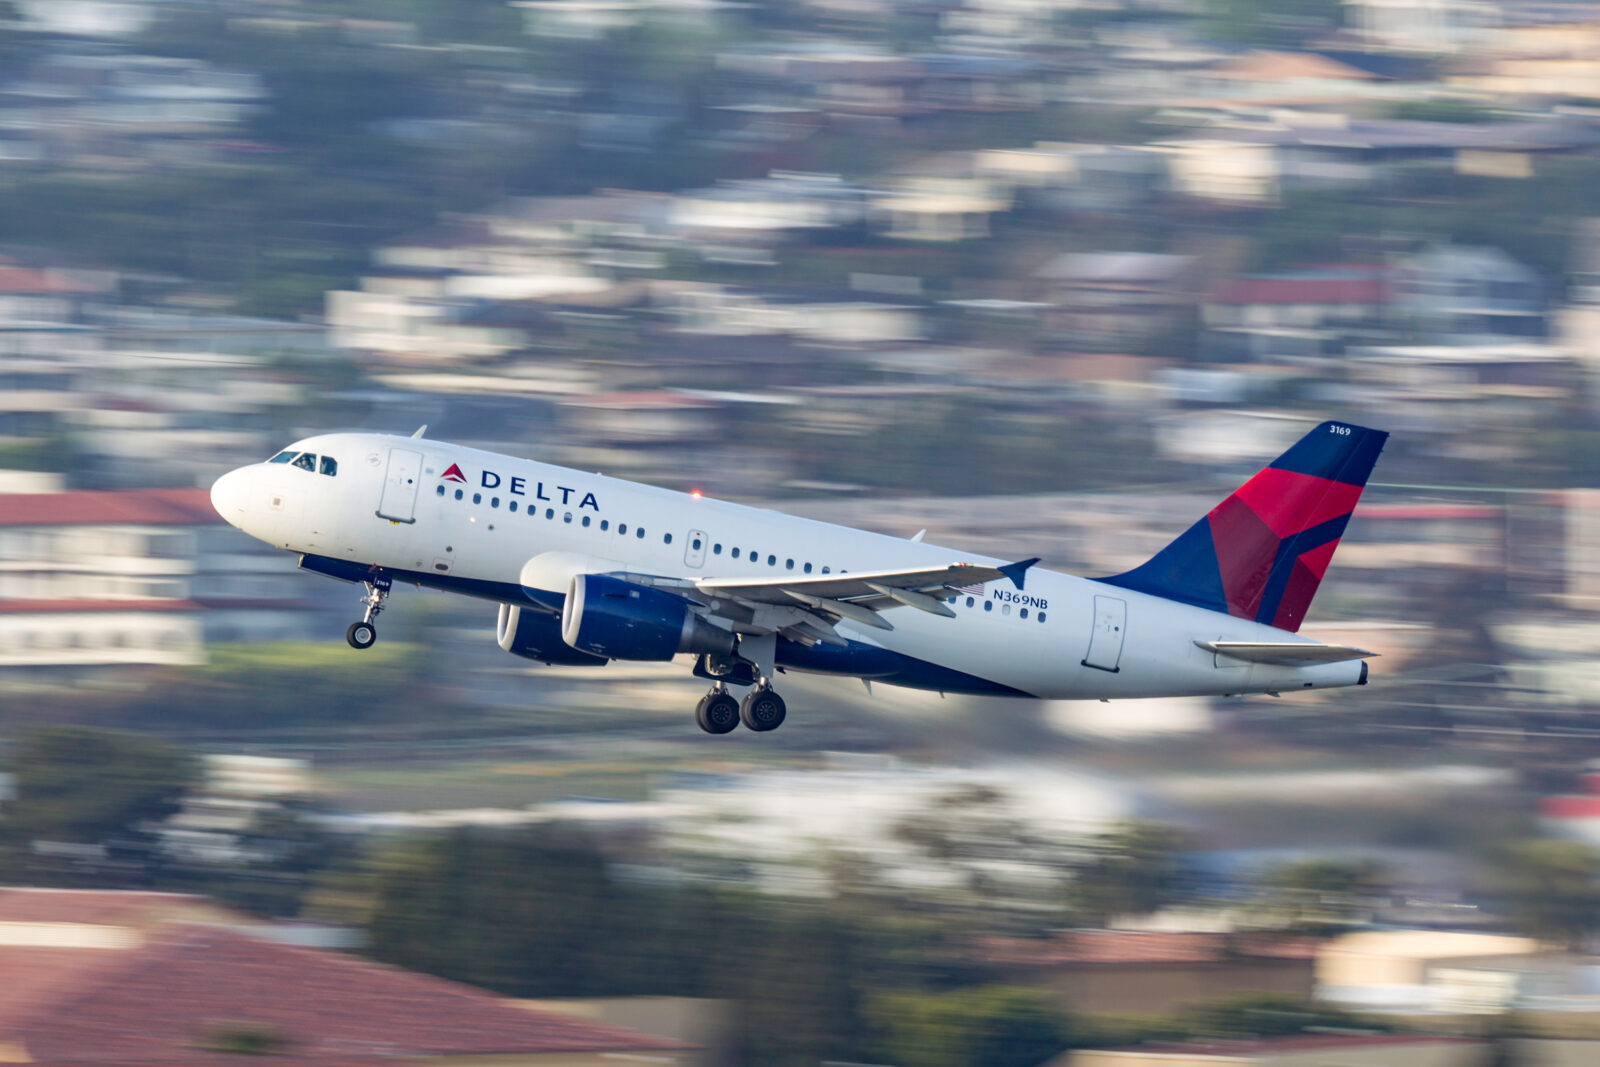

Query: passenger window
<box><xmin>1038</xmin><ymin>611</ymin><xmax>1047</xmax><ymax>623</ymax></box>
<box><xmin>786</xmin><ymin>559</ymin><xmax>794</xmax><ymax>570</ymax></box>
<box><xmin>636</xmin><ymin>528</ymin><xmax>645</xmax><ymax>539</ymax></box>
<box><xmin>509</xmin><ymin>501</ymin><xmax>518</xmax><ymax>513</ymax></box>
<box><xmin>804</xmin><ymin>563</ymin><xmax>812</xmax><ymax>573</ymax></box>
<box><xmin>435</xmin><ymin>485</ymin><xmax>445</xmax><ymax>496</ymax></box>
<box><xmin>473</xmin><ymin>493</ymin><xmax>482</xmax><ymax>505</ymax></box>
<box><xmin>732</xmin><ymin>548</ymin><xmax>740</xmax><ymax>559</ymax></box>
<box><xmin>564</xmin><ymin>513</ymin><xmax>572</xmax><ymax>523</ymax></box>
<box><xmin>455</xmin><ymin>489</ymin><xmax>464</xmax><ymax>500</ymax></box>
<box><xmin>821</xmin><ymin>567</ymin><xmax>830</xmax><ymax>574</ymax></box>
<box><xmin>601</xmin><ymin>520</ymin><xmax>609</xmax><ymax>531</ymax></box>
<box><xmin>291</xmin><ymin>453</ymin><xmax>316</xmax><ymax>472</ymax></box>
<box><xmin>767</xmin><ymin>555</ymin><xmax>776</xmax><ymax>566</ymax></box>
<box><xmin>714</xmin><ymin>544</ymin><xmax>722</xmax><ymax>554</ymax></box>
<box><xmin>1020</xmin><ymin>608</ymin><xmax>1029</xmax><ymax>619</ymax></box>
<box><xmin>984</xmin><ymin>601</ymin><xmax>993</xmax><ymax>612</ymax></box>
<box><xmin>320</xmin><ymin>456</ymin><xmax>338</xmax><ymax>476</ymax></box>
<box><xmin>269</xmin><ymin>451</ymin><xmax>295</xmax><ymax>464</ymax></box>
<box><xmin>664</xmin><ymin>533</ymin><xmax>672</xmax><ymax>544</ymax></box>
<box><xmin>546</xmin><ymin>508</ymin><xmax>554</xmax><ymax>519</ymax></box>
<box><xmin>582</xmin><ymin>516</ymin><xmax>591</xmax><ymax>527</ymax></box>
<box><xmin>966</xmin><ymin>597</ymin><xmax>974</xmax><ymax>608</ymax></box>
<box><xmin>619</xmin><ymin>524</ymin><xmax>628</xmax><ymax>535</ymax></box>
<box><xmin>491</xmin><ymin>497</ymin><xmax>500</xmax><ymax>508</ymax></box>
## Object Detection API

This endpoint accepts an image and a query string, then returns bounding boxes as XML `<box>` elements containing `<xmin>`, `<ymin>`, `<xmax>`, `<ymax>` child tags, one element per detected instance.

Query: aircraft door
<box><xmin>1081</xmin><ymin>595</ymin><xmax>1126</xmax><ymax>672</ymax></box>
<box><xmin>376</xmin><ymin>447</ymin><xmax>423</xmax><ymax>524</ymax></box>
<box><xmin>684</xmin><ymin>529</ymin><xmax>708</xmax><ymax>569</ymax></box>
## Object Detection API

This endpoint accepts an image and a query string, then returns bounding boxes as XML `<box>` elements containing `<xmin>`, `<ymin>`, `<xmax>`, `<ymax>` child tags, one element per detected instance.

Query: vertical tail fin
<box><xmin>1102</xmin><ymin>421</ymin><xmax>1388</xmax><ymax>632</ymax></box>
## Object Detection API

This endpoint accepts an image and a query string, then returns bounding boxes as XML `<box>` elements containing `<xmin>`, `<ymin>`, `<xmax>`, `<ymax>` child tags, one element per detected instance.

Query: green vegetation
<box><xmin>1383</xmin><ymin>99</ymin><xmax>1500</xmax><ymax>124</ymax></box>
<box><xmin>1067</xmin><ymin>821</ymin><xmax>1189</xmax><ymax>926</ymax></box>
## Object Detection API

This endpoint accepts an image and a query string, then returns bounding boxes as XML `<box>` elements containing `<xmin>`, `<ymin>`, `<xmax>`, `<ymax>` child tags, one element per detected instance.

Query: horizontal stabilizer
<box><xmin>1195</xmin><ymin>640</ymin><xmax>1375</xmax><ymax>666</ymax></box>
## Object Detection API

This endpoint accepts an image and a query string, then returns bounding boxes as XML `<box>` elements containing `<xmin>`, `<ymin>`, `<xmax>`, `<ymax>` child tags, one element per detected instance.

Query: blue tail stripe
<box><xmin>1254</xmin><ymin>512</ymin><xmax>1352</xmax><ymax>624</ymax></box>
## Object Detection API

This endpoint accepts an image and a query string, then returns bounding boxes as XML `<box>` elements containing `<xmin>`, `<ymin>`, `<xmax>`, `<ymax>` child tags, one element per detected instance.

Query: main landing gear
<box><xmin>692</xmin><ymin>683</ymin><xmax>787</xmax><ymax>734</ymax></box>
<box><xmin>692</xmin><ymin>636</ymin><xmax>788</xmax><ymax>734</ymax></box>
<box><xmin>345</xmin><ymin>575</ymin><xmax>391</xmax><ymax>650</ymax></box>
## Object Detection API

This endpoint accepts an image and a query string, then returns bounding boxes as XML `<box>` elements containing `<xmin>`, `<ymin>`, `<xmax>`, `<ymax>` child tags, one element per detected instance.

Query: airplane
<box><xmin>209</xmin><ymin>419</ymin><xmax>1388</xmax><ymax>733</ymax></box>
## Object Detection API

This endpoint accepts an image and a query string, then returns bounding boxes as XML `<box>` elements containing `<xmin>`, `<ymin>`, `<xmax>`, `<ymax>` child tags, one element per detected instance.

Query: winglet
<box><xmin>411</xmin><ymin>425</ymin><xmax>428</xmax><ymax>438</ymax></box>
<box><xmin>998</xmin><ymin>557</ymin><xmax>1040</xmax><ymax>591</ymax></box>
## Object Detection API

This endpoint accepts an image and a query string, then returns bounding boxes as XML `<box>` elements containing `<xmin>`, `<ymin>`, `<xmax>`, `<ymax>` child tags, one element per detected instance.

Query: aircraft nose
<box><xmin>210</xmin><ymin>466</ymin><xmax>253</xmax><ymax>524</ymax></box>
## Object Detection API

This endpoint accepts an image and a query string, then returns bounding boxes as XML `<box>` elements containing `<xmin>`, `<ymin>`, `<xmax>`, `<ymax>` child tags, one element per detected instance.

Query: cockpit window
<box><xmin>319</xmin><ymin>456</ymin><xmax>338</xmax><ymax>477</ymax></box>
<box><xmin>291</xmin><ymin>453</ymin><xmax>317</xmax><ymax>472</ymax></box>
<box><xmin>269</xmin><ymin>451</ymin><xmax>296</xmax><ymax>464</ymax></box>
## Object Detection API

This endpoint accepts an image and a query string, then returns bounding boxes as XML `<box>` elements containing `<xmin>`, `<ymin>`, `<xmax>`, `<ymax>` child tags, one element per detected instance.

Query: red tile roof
<box><xmin>979</xmin><ymin>930</ymin><xmax>1319</xmax><ymax>967</ymax></box>
<box><xmin>0</xmin><ymin>488</ymin><xmax>219</xmax><ymax>528</ymax></box>
<box><xmin>0</xmin><ymin>265</ymin><xmax>102</xmax><ymax>295</ymax></box>
<box><xmin>6</xmin><ymin>925</ymin><xmax>684</xmax><ymax>1064</ymax></box>
<box><xmin>1207</xmin><ymin>278</ymin><xmax>1389</xmax><ymax>306</ymax></box>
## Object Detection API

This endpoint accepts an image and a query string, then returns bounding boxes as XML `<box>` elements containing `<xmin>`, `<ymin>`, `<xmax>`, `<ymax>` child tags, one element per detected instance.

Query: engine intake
<box><xmin>498</xmin><ymin>603</ymin><xmax>609</xmax><ymax>666</ymax></box>
<box><xmin>561</xmin><ymin>574</ymin><xmax>734</xmax><ymax>661</ymax></box>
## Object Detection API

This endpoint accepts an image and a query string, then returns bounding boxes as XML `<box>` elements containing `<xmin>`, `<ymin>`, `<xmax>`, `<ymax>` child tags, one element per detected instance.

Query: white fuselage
<box><xmin>210</xmin><ymin>433</ymin><xmax>1366</xmax><ymax>699</ymax></box>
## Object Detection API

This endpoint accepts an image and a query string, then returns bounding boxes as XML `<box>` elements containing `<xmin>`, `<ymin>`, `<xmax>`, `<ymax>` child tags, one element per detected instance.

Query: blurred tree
<box><xmin>1186</xmin><ymin>991</ymin><xmax>1385</xmax><ymax>1039</ymax></box>
<box><xmin>866</xmin><ymin>985</ymin><xmax>1068</xmax><ymax>1067</ymax></box>
<box><xmin>1203</xmin><ymin>0</ymin><xmax>1342</xmax><ymax>47</ymax></box>
<box><xmin>1067</xmin><ymin>821</ymin><xmax>1188</xmax><ymax>926</ymax></box>
<box><xmin>2</xmin><ymin>726</ymin><xmax>197</xmax><ymax>880</ymax></box>
<box><xmin>1384</xmin><ymin>99</ymin><xmax>1498</xmax><ymax>124</ymax></box>
<box><xmin>1261</xmin><ymin>857</ymin><xmax>1387</xmax><ymax>934</ymax></box>
<box><xmin>1488</xmin><ymin>839</ymin><xmax>1600</xmax><ymax>950</ymax></box>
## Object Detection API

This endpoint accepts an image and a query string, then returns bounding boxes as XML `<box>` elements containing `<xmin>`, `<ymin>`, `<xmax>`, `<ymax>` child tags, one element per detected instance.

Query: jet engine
<box><xmin>497</xmin><ymin>603</ymin><xmax>609</xmax><ymax>666</ymax></box>
<box><xmin>561</xmin><ymin>574</ymin><xmax>734</xmax><ymax>661</ymax></box>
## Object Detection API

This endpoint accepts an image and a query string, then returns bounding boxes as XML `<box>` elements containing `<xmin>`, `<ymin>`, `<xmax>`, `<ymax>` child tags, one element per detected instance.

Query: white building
<box><xmin>0</xmin><ymin>488</ymin><xmax>333</xmax><ymax>680</ymax></box>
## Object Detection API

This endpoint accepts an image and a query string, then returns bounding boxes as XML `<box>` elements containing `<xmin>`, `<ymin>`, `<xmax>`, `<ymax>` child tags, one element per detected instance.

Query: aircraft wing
<box><xmin>1195</xmin><ymin>640</ymin><xmax>1376</xmax><ymax>666</ymax></box>
<box><xmin>693</xmin><ymin>559</ymin><xmax>1038</xmax><ymax>636</ymax></box>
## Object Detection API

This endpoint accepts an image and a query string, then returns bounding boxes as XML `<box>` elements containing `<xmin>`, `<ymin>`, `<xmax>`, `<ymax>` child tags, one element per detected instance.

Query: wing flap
<box><xmin>695</xmin><ymin>561</ymin><xmax>1019</xmax><ymax>606</ymax></box>
<box><xmin>1196</xmin><ymin>640</ymin><xmax>1376</xmax><ymax>666</ymax></box>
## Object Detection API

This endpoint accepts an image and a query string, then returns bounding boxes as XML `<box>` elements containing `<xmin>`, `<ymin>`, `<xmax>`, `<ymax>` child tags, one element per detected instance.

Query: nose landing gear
<box><xmin>345</xmin><ymin>575</ymin><xmax>391</xmax><ymax>650</ymax></box>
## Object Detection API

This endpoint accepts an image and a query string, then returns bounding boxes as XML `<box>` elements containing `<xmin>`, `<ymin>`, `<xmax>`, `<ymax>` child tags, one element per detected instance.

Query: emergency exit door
<box><xmin>1082</xmin><ymin>595</ymin><xmax>1126</xmax><ymax>672</ymax></box>
<box><xmin>377</xmin><ymin>447</ymin><xmax>423</xmax><ymax>523</ymax></box>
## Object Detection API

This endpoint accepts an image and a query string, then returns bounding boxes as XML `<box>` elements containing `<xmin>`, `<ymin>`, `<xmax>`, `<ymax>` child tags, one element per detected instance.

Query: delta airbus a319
<box><xmin>209</xmin><ymin>420</ymin><xmax>1388</xmax><ymax>733</ymax></box>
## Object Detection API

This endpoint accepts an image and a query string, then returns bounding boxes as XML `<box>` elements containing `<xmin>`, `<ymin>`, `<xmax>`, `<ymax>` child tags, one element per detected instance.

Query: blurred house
<box><xmin>161</xmin><ymin>755</ymin><xmax>314</xmax><ymax>866</ymax></box>
<box><xmin>1343</xmin><ymin>0</ymin><xmax>1498</xmax><ymax>55</ymax></box>
<box><xmin>872</xmin><ymin>177</ymin><xmax>1013</xmax><ymax>241</ymax></box>
<box><xmin>1200</xmin><ymin>265</ymin><xmax>1392</xmax><ymax>362</ymax></box>
<box><xmin>1395</xmin><ymin>245</ymin><xmax>1546</xmax><ymax>344</ymax></box>
<box><xmin>974</xmin><ymin>143</ymin><xmax>1167</xmax><ymax>215</ymax></box>
<box><xmin>662</xmin><ymin>283</ymin><xmax>925</xmax><ymax>345</ymax></box>
<box><xmin>0</xmin><ymin>888</ymin><xmax>690</xmax><ymax>1066</ymax></box>
<box><xmin>1317</xmin><ymin>930</ymin><xmax>1573</xmax><ymax>1014</ymax></box>
<box><xmin>1035</xmin><ymin>252</ymin><xmax>1195</xmax><ymax>353</ymax></box>
<box><xmin>1062</xmin><ymin>1034</ymin><xmax>1490</xmax><ymax>1066</ymax></box>
<box><xmin>0</xmin><ymin>487</ymin><xmax>330</xmax><ymax>680</ymax></box>
<box><xmin>981</xmin><ymin>930</ymin><xmax>1318</xmax><ymax>1015</ymax></box>
<box><xmin>1343</xmin><ymin>343</ymin><xmax>1577</xmax><ymax>439</ymax></box>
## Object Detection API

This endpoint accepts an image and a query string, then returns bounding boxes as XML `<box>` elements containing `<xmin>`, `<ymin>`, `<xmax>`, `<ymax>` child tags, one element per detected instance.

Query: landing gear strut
<box><xmin>691</xmin><ymin>636</ymin><xmax>788</xmax><ymax>733</ymax></box>
<box><xmin>346</xmin><ymin>575</ymin><xmax>390</xmax><ymax>650</ymax></box>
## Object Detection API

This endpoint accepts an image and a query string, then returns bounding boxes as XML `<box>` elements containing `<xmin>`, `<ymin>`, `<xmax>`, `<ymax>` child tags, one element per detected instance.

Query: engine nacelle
<box><xmin>561</xmin><ymin>574</ymin><xmax>734</xmax><ymax>662</ymax></box>
<box><xmin>497</xmin><ymin>603</ymin><xmax>609</xmax><ymax>666</ymax></box>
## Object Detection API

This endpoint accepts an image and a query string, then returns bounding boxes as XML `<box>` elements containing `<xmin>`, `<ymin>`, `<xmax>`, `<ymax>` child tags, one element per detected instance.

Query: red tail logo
<box><xmin>440</xmin><ymin>463</ymin><xmax>467</xmax><ymax>483</ymax></box>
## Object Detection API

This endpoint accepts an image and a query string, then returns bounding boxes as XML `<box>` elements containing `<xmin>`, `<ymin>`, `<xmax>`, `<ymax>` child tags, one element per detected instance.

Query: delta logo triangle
<box><xmin>440</xmin><ymin>463</ymin><xmax>467</xmax><ymax>483</ymax></box>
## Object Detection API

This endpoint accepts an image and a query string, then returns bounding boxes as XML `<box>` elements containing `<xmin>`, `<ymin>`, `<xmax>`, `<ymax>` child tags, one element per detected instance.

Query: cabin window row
<box><xmin>439</xmin><ymin>484</ymin><xmax>670</xmax><ymax>543</ymax></box>
<box><xmin>953</xmin><ymin>594</ymin><xmax>1047</xmax><ymax>624</ymax></box>
<box><xmin>708</xmin><ymin>542</ymin><xmax>830</xmax><ymax>574</ymax></box>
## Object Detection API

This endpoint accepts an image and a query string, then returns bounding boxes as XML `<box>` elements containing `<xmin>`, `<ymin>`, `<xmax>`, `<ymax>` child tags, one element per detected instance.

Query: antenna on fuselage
<box><xmin>411</xmin><ymin>425</ymin><xmax>428</xmax><ymax>438</ymax></box>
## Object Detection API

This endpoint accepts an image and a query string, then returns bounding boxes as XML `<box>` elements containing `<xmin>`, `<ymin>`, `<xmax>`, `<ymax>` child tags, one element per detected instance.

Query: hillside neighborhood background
<box><xmin>4</xmin><ymin>0</ymin><xmax>1600</xmax><ymax>1064</ymax></box>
